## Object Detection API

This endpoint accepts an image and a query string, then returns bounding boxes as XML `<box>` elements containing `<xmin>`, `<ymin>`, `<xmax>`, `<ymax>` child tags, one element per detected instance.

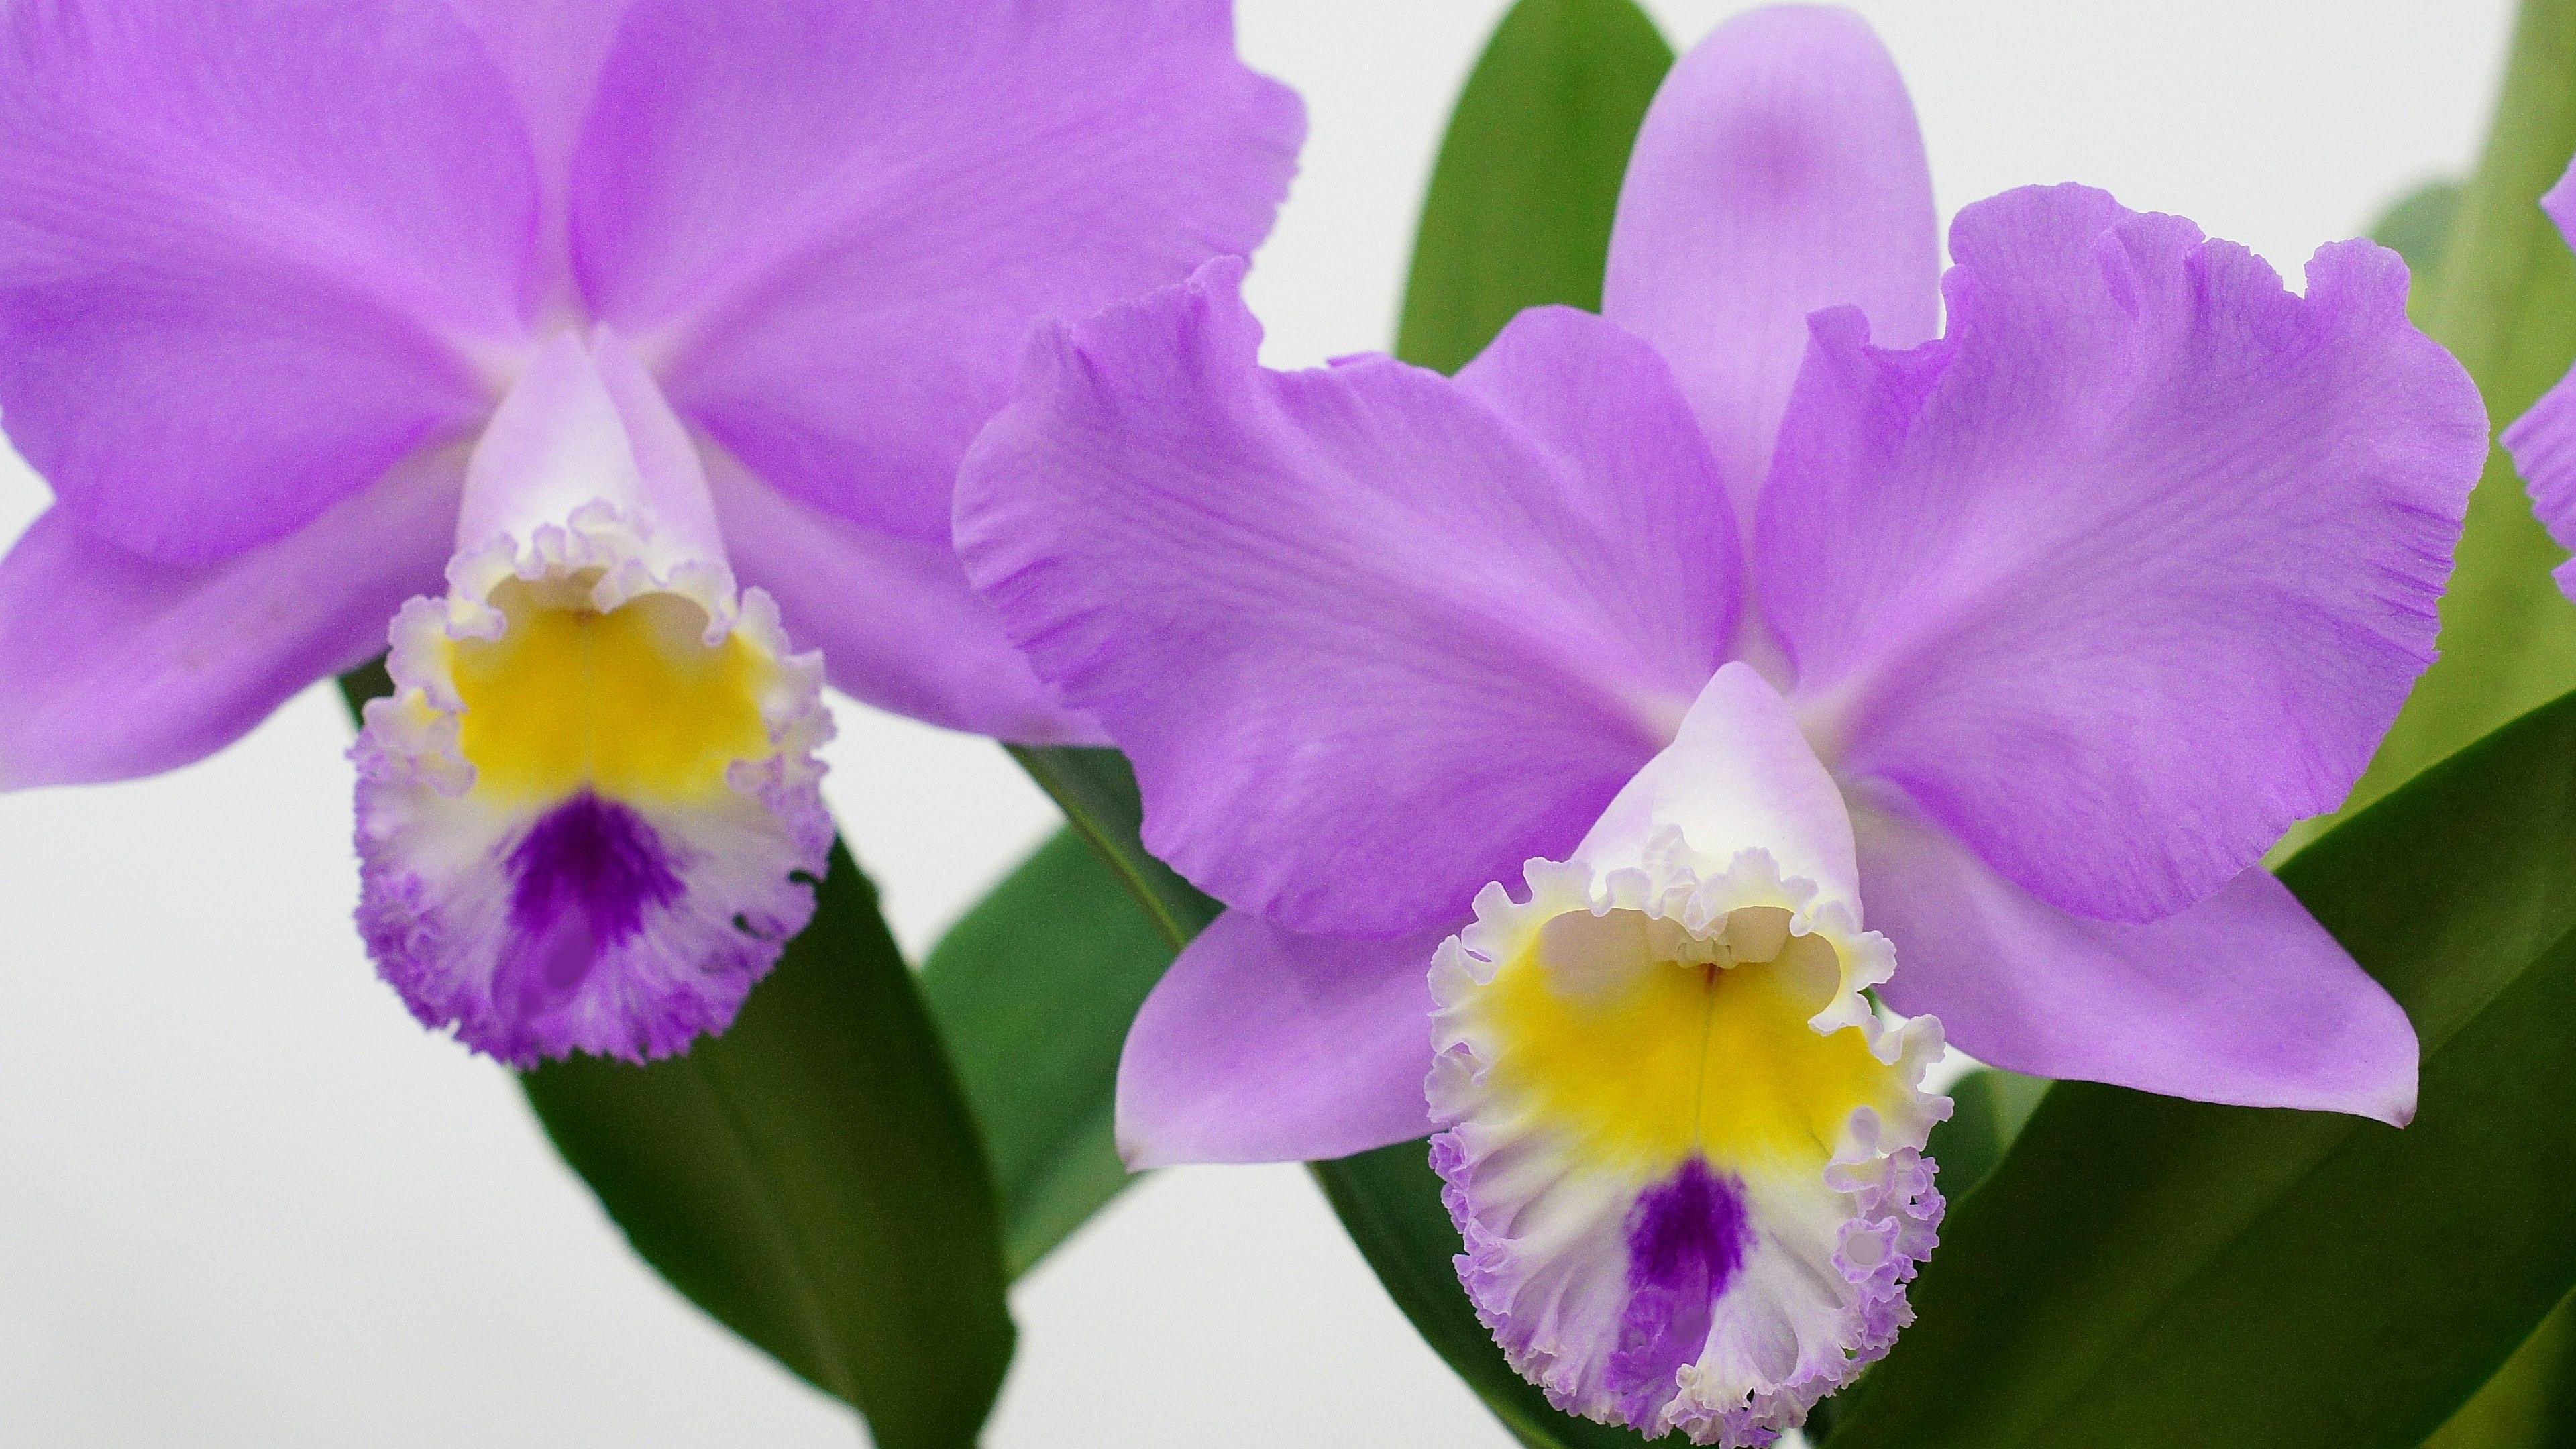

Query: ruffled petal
<box><xmin>1116</xmin><ymin>912</ymin><xmax>1449</xmax><ymax>1169</ymax></box>
<box><xmin>957</xmin><ymin>261</ymin><xmax>1731</xmax><ymax>936</ymax></box>
<box><xmin>0</xmin><ymin>453</ymin><xmax>459</xmax><ymax>791</ymax></box>
<box><xmin>1432</xmin><ymin>851</ymin><xmax>1943</xmax><ymax>1446</ymax></box>
<box><xmin>1762</xmin><ymin>186</ymin><xmax>2487</xmax><ymax>924</ymax></box>
<box><xmin>354</xmin><ymin>331</ymin><xmax>831</xmax><ymax>1064</ymax></box>
<box><xmin>2499</xmin><ymin>162</ymin><xmax>2576</xmax><ymax>600</ymax></box>
<box><xmin>708</xmin><ymin>451</ymin><xmax>1102</xmax><ymax>745</ymax></box>
<box><xmin>570</xmin><ymin>0</ymin><xmax>1303</xmax><ymax>541</ymax></box>
<box><xmin>0</xmin><ymin>0</ymin><xmax>537</xmax><ymax>561</ymax></box>
<box><xmin>1426</xmin><ymin>654</ymin><xmax>1944</xmax><ymax>1444</ymax></box>
<box><xmin>1602</xmin><ymin>5</ymin><xmax>1938</xmax><ymax>509</ymax></box>
<box><xmin>1855</xmin><ymin>801</ymin><xmax>2417</xmax><ymax>1125</ymax></box>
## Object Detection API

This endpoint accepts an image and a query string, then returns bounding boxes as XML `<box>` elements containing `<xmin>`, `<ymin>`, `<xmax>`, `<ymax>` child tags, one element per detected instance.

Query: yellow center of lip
<box><xmin>1479</xmin><ymin>906</ymin><xmax>1909</xmax><ymax>1174</ymax></box>
<box><xmin>445</xmin><ymin>578</ymin><xmax>773</xmax><ymax>806</ymax></box>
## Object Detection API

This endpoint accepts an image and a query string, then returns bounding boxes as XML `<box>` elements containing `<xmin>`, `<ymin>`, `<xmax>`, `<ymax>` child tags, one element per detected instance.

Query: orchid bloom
<box><xmin>0</xmin><ymin>0</ymin><xmax>1300</xmax><ymax>1063</ymax></box>
<box><xmin>955</xmin><ymin>8</ymin><xmax>2484</xmax><ymax>1442</ymax></box>
<box><xmin>2503</xmin><ymin>161</ymin><xmax>2576</xmax><ymax>599</ymax></box>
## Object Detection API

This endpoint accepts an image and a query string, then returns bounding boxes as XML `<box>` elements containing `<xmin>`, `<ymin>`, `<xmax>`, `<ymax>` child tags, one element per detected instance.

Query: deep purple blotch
<box><xmin>498</xmin><ymin>792</ymin><xmax>686</xmax><ymax>1019</ymax></box>
<box><xmin>1608</xmin><ymin>1157</ymin><xmax>1750</xmax><ymax>1417</ymax></box>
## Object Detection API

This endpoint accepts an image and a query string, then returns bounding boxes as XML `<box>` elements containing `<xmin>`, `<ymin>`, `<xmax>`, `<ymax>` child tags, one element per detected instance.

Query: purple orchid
<box><xmin>0</xmin><ymin>0</ymin><xmax>1300</xmax><ymax>1063</ymax></box>
<box><xmin>955</xmin><ymin>7</ymin><xmax>2484</xmax><ymax>1442</ymax></box>
<box><xmin>2502</xmin><ymin>162</ymin><xmax>2576</xmax><ymax>594</ymax></box>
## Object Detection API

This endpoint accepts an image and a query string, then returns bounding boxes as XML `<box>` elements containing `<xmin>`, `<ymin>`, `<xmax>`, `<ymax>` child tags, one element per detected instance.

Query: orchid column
<box><xmin>0</xmin><ymin>0</ymin><xmax>1301</xmax><ymax>1063</ymax></box>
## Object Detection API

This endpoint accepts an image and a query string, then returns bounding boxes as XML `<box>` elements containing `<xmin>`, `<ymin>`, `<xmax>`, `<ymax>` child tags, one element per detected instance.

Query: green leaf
<box><xmin>1313</xmin><ymin>1142</ymin><xmax>1684</xmax><ymax>1448</ymax></box>
<box><xmin>1393</xmin><ymin>0</ymin><xmax>1672</xmax><ymax>375</ymax></box>
<box><xmin>921</xmin><ymin>826</ymin><xmax>1177</xmax><ymax>1276</ymax></box>
<box><xmin>2424</xmin><ymin>1291</ymin><xmax>2576</xmax><ymax>1448</ymax></box>
<box><xmin>339</xmin><ymin>665</ymin><xmax>1014</xmax><ymax>1449</ymax></box>
<box><xmin>1919</xmin><ymin>1067</ymin><xmax>2051</xmax><ymax>1206</ymax></box>
<box><xmin>2373</xmin><ymin>180</ymin><xmax>2465</xmax><ymax>278</ymax></box>
<box><xmin>1821</xmin><ymin>686</ymin><xmax>2576</xmax><ymax>1449</ymax></box>
<box><xmin>2332</xmin><ymin>0</ymin><xmax>2576</xmax><ymax>821</ymax></box>
<box><xmin>1009</xmin><ymin>746</ymin><xmax>1222</xmax><ymax>943</ymax></box>
<box><xmin>524</xmin><ymin>840</ymin><xmax>1015</xmax><ymax>1449</ymax></box>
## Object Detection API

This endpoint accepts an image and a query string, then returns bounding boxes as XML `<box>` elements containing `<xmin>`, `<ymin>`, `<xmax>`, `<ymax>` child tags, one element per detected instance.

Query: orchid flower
<box><xmin>2502</xmin><ymin>161</ymin><xmax>2576</xmax><ymax>599</ymax></box>
<box><xmin>955</xmin><ymin>8</ymin><xmax>2484</xmax><ymax>1442</ymax></box>
<box><xmin>0</xmin><ymin>0</ymin><xmax>1300</xmax><ymax>1063</ymax></box>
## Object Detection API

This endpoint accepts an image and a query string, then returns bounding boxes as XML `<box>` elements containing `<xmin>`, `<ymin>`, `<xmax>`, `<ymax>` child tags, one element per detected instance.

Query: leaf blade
<box><xmin>1394</xmin><ymin>0</ymin><xmax>1672</xmax><ymax>375</ymax></box>
<box><xmin>921</xmin><ymin>826</ymin><xmax>1177</xmax><ymax>1276</ymax></box>
<box><xmin>341</xmin><ymin>665</ymin><xmax>1013</xmax><ymax>1448</ymax></box>
<box><xmin>1823</xmin><ymin>686</ymin><xmax>2576</xmax><ymax>1449</ymax></box>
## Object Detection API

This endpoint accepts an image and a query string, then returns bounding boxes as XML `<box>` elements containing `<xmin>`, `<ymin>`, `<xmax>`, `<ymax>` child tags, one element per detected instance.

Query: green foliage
<box><xmin>1821</xmin><ymin>688</ymin><xmax>2576</xmax><ymax>1449</ymax></box>
<box><xmin>338</xmin><ymin>667</ymin><xmax>1013</xmax><ymax>1449</ymax></box>
<box><xmin>921</xmin><ymin>827</ymin><xmax>1177</xmax><ymax>1276</ymax></box>
<box><xmin>2336</xmin><ymin>0</ymin><xmax>2576</xmax><ymax>821</ymax></box>
<box><xmin>2424</xmin><ymin>1293</ymin><xmax>2576</xmax><ymax>1449</ymax></box>
<box><xmin>1393</xmin><ymin>0</ymin><xmax>1672</xmax><ymax>375</ymax></box>
<box><xmin>1919</xmin><ymin>1067</ymin><xmax>2051</xmax><ymax>1206</ymax></box>
<box><xmin>523</xmin><ymin>841</ymin><xmax>1014</xmax><ymax>1449</ymax></box>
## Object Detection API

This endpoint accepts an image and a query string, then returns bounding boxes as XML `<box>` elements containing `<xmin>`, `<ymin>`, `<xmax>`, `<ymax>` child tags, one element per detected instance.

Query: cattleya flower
<box><xmin>2504</xmin><ymin>160</ymin><xmax>2576</xmax><ymax>597</ymax></box>
<box><xmin>0</xmin><ymin>0</ymin><xmax>1299</xmax><ymax>1062</ymax></box>
<box><xmin>957</xmin><ymin>7</ymin><xmax>2483</xmax><ymax>1443</ymax></box>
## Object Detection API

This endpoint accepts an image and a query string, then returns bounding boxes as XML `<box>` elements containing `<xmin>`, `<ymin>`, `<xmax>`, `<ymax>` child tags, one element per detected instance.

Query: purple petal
<box><xmin>2499</xmin><ymin>163</ymin><xmax>2576</xmax><ymax>600</ymax></box>
<box><xmin>1116</xmin><ymin>911</ymin><xmax>1447</xmax><ymax>1168</ymax></box>
<box><xmin>1602</xmin><ymin>5</ymin><xmax>1937</xmax><ymax>509</ymax></box>
<box><xmin>0</xmin><ymin>455</ymin><xmax>460</xmax><ymax>792</ymax></box>
<box><xmin>1856</xmin><ymin>802</ymin><xmax>2418</xmax><ymax>1125</ymax></box>
<box><xmin>956</xmin><ymin>262</ymin><xmax>1731</xmax><ymax>935</ymax></box>
<box><xmin>708</xmin><ymin>452</ymin><xmax>1104</xmax><ymax>745</ymax></box>
<box><xmin>1764</xmin><ymin>186</ymin><xmax>2487</xmax><ymax>924</ymax></box>
<box><xmin>569</xmin><ymin>0</ymin><xmax>1303</xmax><ymax>543</ymax></box>
<box><xmin>0</xmin><ymin>0</ymin><xmax>537</xmax><ymax>561</ymax></box>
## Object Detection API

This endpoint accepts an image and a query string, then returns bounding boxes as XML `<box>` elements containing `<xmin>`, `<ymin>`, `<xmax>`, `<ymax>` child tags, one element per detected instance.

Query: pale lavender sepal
<box><xmin>1764</xmin><ymin>186</ymin><xmax>2487</xmax><ymax>925</ymax></box>
<box><xmin>1116</xmin><ymin>910</ymin><xmax>1448</xmax><ymax>1168</ymax></box>
<box><xmin>956</xmin><ymin>261</ymin><xmax>1730</xmax><ymax>936</ymax></box>
<box><xmin>1855</xmin><ymin>802</ymin><xmax>2418</xmax><ymax>1125</ymax></box>
<box><xmin>571</xmin><ymin>0</ymin><xmax>1304</xmax><ymax>544</ymax></box>
<box><xmin>708</xmin><ymin>453</ymin><xmax>1105</xmax><ymax>745</ymax></box>
<box><xmin>0</xmin><ymin>455</ymin><xmax>460</xmax><ymax>791</ymax></box>
<box><xmin>2499</xmin><ymin>160</ymin><xmax>2576</xmax><ymax>600</ymax></box>
<box><xmin>0</xmin><ymin>0</ymin><xmax>537</xmax><ymax>563</ymax></box>
<box><xmin>1603</xmin><ymin>4</ymin><xmax>1938</xmax><ymax>510</ymax></box>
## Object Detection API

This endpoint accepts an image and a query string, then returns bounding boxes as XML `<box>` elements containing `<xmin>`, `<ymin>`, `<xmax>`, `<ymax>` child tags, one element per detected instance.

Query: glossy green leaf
<box><xmin>1822</xmin><ymin>686</ymin><xmax>2576</xmax><ymax>1449</ymax></box>
<box><xmin>2424</xmin><ymin>1292</ymin><xmax>2576</xmax><ymax>1449</ymax></box>
<box><xmin>1009</xmin><ymin>746</ymin><xmax>1221</xmax><ymax>943</ymax></box>
<box><xmin>921</xmin><ymin>826</ymin><xmax>1176</xmax><ymax>1276</ymax></box>
<box><xmin>339</xmin><ymin>665</ymin><xmax>1014</xmax><ymax>1449</ymax></box>
<box><xmin>1918</xmin><ymin>1067</ymin><xmax>2051</xmax><ymax>1207</ymax></box>
<box><xmin>1394</xmin><ymin>0</ymin><xmax>1672</xmax><ymax>375</ymax></box>
<box><xmin>2335</xmin><ymin>0</ymin><xmax>2576</xmax><ymax>820</ymax></box>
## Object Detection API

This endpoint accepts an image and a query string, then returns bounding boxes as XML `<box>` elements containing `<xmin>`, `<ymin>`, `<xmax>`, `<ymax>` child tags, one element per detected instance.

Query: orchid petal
<box><xmin>0</xmin><ymin>453</ymin><xmax>460</xmax><ymax>791</ymax></box>
<box><xmin>2499</xmin><ymin>164</ymin><xmax>2576</xmax><ymax>601</ymax></box>
<box><xmin>1764</xmin><ymin>186</ymin><xmax>2485</xmax><ymax>924</ymax></box>
<box><xmin>1856</xmin><ymin>802</ymin><xmax>2418</xmax><ymax>1125</ymax></box>
<box><xmin>957</xmin><ymin>261</ymin><xmax>1730</xmax><ymax>935</ymax></box>
<box><xmin>708</xmin><ymin>451</ymin><xmax>1103</xmax><ymax>745</ymax></box>
<box><xmin>1116</xmin><ymin>910</ymin><xmax>1446</xmax><ymax>1168</ymax></box>
<box><xmin>0</xmin><ymin>0</ymin><xmax>537</xmax><ymax>561</ymax></box>
<box><xmin>570</xmin><ymin>0</ymin><xmax>1303</xmax><ymax>543</ymax></box>
<box><xmin>1603</xmin><ymin>5</ymin><xmax>1938</xmax><ymax>511</ymax></box>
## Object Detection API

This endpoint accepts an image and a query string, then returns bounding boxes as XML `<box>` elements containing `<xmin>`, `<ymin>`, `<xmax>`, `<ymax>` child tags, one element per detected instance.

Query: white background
<box><xmin>0</xmin><ymin>1</ymin><xmax>2519</xmax><ymax>1444</ymax></box>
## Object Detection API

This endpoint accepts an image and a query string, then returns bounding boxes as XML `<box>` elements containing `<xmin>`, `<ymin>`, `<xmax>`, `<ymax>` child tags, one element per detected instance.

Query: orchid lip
<box><xmin>350</xmin><ymin>330</ymin><xmax>834</xmax><ymax>1067</ymax></box>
